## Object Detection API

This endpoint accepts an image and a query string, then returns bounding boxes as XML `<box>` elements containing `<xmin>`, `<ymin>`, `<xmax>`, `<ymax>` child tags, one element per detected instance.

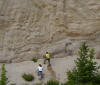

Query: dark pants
<box><xmin>44</xmin><ymin>58</ymin><xmax>50</xmax><ymax>66</ymax></box>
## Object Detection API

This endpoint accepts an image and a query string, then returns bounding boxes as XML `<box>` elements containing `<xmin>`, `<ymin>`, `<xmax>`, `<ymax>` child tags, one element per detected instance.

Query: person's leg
<box><xmin>39</xmin><ymin>71</ymin><xmax>42</xmax><ymax>80</ymax></box>
<box><xmin>48</xmin><ymin>59</ymin><xmax>51</xmax><ymax>66</ymax></box>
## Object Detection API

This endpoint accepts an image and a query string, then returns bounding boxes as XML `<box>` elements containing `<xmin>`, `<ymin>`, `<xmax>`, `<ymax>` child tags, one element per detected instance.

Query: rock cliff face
<box><xmin>0</xmin><ymin>0</ymin><xmax>100</xmax><ymax>62</ymax></box>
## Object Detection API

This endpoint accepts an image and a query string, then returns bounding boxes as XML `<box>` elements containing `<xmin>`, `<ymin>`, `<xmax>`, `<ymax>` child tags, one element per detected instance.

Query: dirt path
<box><xmin>47</xmin><ymin>65</ymin><xmax>56</xmax><ymax>80</ymax></box>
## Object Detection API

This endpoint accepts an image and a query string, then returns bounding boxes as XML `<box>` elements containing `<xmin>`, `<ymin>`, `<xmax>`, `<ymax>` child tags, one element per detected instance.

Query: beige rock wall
<box><xmin>0</xmin><ymin>0</ymin><xmax>100</xmax><ymax>62</ymax></box>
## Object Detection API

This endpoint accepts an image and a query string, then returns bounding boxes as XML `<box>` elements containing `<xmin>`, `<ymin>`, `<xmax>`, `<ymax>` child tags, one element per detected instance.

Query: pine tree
<box><xmin>75</xmin><ymin>42</ymin><xmax>97</xmax><ymax>82</ymax></box>
<box><xmin>0</xmin><ymin>64</ymin><xmax>8</xmax><ymax>85</ymax></box>
<box><xmin>67</xmin><ymin>42</ymin><xmax>100</xmax><ymax>84</ymax></box>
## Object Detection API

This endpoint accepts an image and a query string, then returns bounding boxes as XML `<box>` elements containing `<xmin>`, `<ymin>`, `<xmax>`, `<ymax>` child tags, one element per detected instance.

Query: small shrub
<box><xmin>32</xmin><ymin>57</ymin><xmax>38</xmax><ymax>62</ymax></box>
<box><xmin>61</xmin><ymin>82</ymin><xmax>67</xmax><ymax>85</ymax></box>
<box><xmin>0</xmin><ymin>64</ymin><xmax>8</xmax><ymax>85</ymax></box>
<box><xmin>45</xmin><ymin>80</ymin><xmax>59</xmax><ymax>85</ymax></box>
<box><xmin>10</xmin><ymin>83</ymin><xmax>16</xmax><ymax>85</ymax></box>
<box><xmin>22</xmin><ymin>73</ymin><xmax>34</xmax><ymax>81</ymax></box>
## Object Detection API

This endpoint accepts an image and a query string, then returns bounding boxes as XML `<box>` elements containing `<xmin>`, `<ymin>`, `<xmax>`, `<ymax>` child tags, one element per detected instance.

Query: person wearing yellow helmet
<box><xmin>44</xmin><ymin>52</ymin><xmax>51</xmax><ymax>66</ymax></box>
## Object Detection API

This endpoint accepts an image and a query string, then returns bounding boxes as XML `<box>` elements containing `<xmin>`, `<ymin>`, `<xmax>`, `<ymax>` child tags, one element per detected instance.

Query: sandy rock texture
<box><xmin>0</xmin><ymin>0</ymin><xmax>100</xmax><ymax>62</ymax></box>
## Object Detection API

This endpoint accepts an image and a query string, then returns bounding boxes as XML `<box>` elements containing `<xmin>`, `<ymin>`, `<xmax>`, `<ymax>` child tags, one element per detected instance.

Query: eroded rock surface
<box><xmin>0</xmin><ymin>0</ymin><xmax>100</xmax><ymax>62</ymax></box>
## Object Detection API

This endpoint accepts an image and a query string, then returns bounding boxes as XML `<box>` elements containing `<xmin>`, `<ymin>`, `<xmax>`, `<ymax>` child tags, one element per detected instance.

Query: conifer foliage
<box><xmin>0</xmin><ymin>64</ymin><xmax>8</xmax><ymax>85</ymax></box>
<box><xmin>67</xmin><ymin>42</ymin><xmax>100</xmax><ymax>85</ymax></box>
